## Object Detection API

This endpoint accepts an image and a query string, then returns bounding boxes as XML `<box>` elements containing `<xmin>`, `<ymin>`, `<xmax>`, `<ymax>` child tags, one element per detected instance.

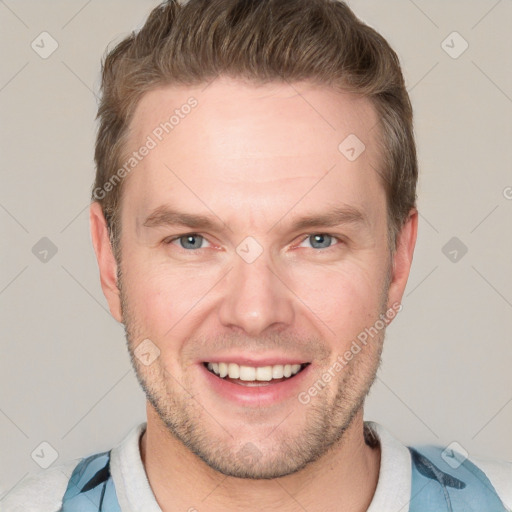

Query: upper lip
<box><xmin>200</xmin><ymin>355</ymin><xmax>310</xmax><ymax>366</ymax></box>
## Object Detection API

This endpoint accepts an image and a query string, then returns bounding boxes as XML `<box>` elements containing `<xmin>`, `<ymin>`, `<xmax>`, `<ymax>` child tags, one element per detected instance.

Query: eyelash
<box><xmin>163</xmin><ymin>233</ymin><xmax>343</xmax><ymax>252</ymax></box>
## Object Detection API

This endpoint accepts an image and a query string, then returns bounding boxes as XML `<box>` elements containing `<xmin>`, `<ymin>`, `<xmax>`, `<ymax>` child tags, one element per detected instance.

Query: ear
<box><xmin>89</xmin><ymin>202</ymin><xmax>123</xmax><ymax>323</ymax></box>
<box><xmin>386</xmin><ymin>208</ymin><xmax>418</xmax><ymax>312</ymax></box>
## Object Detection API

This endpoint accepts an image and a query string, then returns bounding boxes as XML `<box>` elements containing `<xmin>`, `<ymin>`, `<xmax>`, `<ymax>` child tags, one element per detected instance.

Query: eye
<box><xmin>298</xmin><ymin>233</ymin><xmax>340</xmax><ymax>250</ymax></box>
<box><xmin>165</xmin><ymin>233</ymin><xmax>210</xmax><ymax>250</ymax></box>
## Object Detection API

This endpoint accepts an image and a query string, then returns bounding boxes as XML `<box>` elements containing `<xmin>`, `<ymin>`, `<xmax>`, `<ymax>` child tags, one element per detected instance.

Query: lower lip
<box><xmin>200</xmin><ymin>363</ymin><xmax>312</xmax><ymax>407</ymax></box>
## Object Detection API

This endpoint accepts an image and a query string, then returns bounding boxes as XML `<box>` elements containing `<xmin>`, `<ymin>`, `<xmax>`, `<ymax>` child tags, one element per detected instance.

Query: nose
<box><xmin>217</xmin><ymin>248</ymin><xmax>295</xmax><ymax>337</ymax></box>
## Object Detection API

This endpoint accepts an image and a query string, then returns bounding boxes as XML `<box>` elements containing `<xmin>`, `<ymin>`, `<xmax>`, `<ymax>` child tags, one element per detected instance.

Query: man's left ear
<box><xmin>386</xmin><ymin>208</ymin><xmax>418</xmax><ymax>310</ymax></box>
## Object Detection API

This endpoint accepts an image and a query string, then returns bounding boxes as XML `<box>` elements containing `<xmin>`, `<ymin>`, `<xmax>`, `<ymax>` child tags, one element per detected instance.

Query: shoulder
<box><xmin>365</xmin><ymin>421</ymin><xmax>511</xmax><ymax>512</ymax></box>
<box><xmin>0</xmin><ymin>458</ymin><xmax>81</xmax><ymax>512</ymax></box>
<box><xmin>408</xmin><ymin>443</ymin><xmax>512</xmax><ymax>511</ymax></box>
<box><xmin>469</xmin><ymin>453</ymin><xmax>512</xmax><ymax>509</ymax></box>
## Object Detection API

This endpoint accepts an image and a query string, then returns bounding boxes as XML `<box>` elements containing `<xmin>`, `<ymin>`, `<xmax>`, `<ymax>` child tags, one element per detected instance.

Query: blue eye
<box><xmin>299</xmin><ymin>234</ymin><xmax>338</xmax><ymax>250</ymax></box>
<box><xmin>168</xmin><ymin>234</ymin><xmax>208</xmax><ymax>250</ymax></box>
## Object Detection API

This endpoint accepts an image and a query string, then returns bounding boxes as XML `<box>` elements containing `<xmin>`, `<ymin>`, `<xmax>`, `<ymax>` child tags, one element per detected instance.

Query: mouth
<box><xmin>202</xmin><ymin>361</ymin><xmax>310</xmax><ymax>386</ymax></box>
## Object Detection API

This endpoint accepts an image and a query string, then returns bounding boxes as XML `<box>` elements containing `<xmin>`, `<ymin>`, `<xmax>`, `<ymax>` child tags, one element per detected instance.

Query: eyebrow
<box><xmin>141</xmin><ymin>204</ymin><xmax>370</xmax><ymax>232</ymax></box>
<box><xmin>142</xmin><ymin>207</ymin><xmax>224</xmax><ymax>231</ymax></box>
<box><xmin>283</xmin><ymin>205</ymin><xmax>369</xmax><ymax>232</ymax></box>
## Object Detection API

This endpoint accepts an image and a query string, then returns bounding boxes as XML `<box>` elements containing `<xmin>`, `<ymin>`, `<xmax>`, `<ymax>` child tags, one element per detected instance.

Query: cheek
<box><xmin>122</xmin><ymin>254</ymin><xmax>216</xmax><ymax>337</ymax></box>
<box><xmin>289</xmin><ymin>262</ymin><xmax>384</xmax><ymax>342</ymax></box>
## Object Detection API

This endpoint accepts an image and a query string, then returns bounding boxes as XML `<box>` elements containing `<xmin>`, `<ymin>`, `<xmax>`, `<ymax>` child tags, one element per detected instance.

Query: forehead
<box><xmin>122</xmin><ymin>77</ymin><xmax>384</xmax><ymax>226</ymax></box>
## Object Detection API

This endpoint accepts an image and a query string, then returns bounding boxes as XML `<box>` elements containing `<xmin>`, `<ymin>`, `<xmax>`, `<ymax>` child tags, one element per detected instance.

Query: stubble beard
<box><xmin>118</xmin><ymin>267</ymin><xmax>389</xmax><ymax>479</ymax></box>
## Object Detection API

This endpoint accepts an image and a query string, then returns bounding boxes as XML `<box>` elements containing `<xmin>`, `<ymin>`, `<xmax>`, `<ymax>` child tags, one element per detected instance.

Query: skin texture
<box><xmin>90</xmin><ymin>77</ymin><xmax>418</xmax><ymax>511</ymax></box>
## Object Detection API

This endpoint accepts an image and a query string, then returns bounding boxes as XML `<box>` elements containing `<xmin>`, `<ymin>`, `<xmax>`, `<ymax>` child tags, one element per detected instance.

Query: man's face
<box><xmin>101</xmin><ymin>77</ymin><xmax>413</xmax><ymax>478</ymax></box>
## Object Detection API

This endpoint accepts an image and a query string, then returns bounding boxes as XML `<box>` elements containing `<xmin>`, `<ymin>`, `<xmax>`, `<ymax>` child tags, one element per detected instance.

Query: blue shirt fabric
<box><xmin>59</xmin><ymin>452</ymin><xmax>120</xmax><ymax>512</ymax></box>
<box><xmin>408</xmin><ymin>445</ymin><xmax>508</xmax><ymax>511</ymax></box>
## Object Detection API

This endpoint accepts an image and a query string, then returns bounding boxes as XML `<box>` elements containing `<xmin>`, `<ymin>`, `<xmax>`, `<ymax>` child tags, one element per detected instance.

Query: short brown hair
<box><xmin>93</xmin><ymin>0</ymin><xmax>418</xmax><ymax>260</ymax></box>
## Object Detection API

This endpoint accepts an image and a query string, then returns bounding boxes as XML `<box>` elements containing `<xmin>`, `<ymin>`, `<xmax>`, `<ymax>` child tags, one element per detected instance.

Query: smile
<box><xmin>203</xmin><ymin>362</ymin><xmax>310</xmax><ymax>386</ymax></box>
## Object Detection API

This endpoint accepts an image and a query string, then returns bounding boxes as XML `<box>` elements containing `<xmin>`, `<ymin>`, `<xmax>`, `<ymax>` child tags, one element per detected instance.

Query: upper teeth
<box><xmin>207</xmin><ymin>362</ymin><xmax>303</xmax><ymax>381</ymax></box>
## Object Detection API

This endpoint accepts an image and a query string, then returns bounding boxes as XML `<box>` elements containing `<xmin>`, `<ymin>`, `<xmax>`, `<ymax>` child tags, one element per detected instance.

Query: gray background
<box><xmin>1</xmin><ymin>0</ymin><xmax>511</xmax><ymax>498</ymax></box>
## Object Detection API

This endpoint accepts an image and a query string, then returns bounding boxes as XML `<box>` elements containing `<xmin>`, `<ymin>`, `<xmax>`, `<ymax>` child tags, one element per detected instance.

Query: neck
<box><xmin>140</xmin><ymin>404</ymin><xmax>381</xmax><ymax>512</ymax></box>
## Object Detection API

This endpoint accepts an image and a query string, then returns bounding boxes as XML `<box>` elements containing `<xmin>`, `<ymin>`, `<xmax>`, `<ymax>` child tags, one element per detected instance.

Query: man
<box><xmin>3</xmin><ymin>0</ymin><xmax>511</xmax><ymax>510</ymax></box>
